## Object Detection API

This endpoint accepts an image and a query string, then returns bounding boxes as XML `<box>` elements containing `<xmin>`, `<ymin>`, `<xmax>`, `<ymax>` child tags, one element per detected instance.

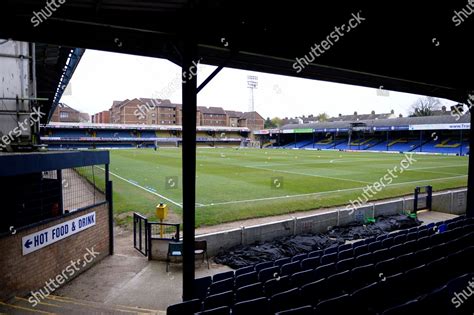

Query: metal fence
<box><xmin>43</xmin><ymin>165</ymin><xmax>106</xmax><ymax>214</ymax></box>
<box><xmin>1</xmin><ymin>164</ymin><xmax>108</xmax><ymax>234</ymax></box>
<box><xmin>64</xmin><ymin>166</ymin><xmax>106</xmax><ymax>213</ymax></box>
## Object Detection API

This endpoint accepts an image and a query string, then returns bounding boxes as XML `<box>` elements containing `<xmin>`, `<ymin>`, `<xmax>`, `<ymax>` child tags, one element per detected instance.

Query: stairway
<box><xmin>364</xmin><ymin>139</ymin><xmax>385</xmax><ymax>150</ymax></box>
<box><xmin>0</xmin><ymin>295</ymin><xmax>164</xmax><ymax>315</ymax></box>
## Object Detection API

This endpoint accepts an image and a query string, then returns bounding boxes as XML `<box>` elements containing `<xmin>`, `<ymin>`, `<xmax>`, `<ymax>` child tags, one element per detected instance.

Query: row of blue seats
<box><xmin>167</xmin><ymin>216</ymin><xmax>474</xmax><ymax>314</ymax></box>
<box><xmin>193</xmin><ymin>219</ymin><xmax>471</xmax><ymax>301</ymax></box>
<box><xmin>167</xmin><ymin>216</ymin><xmax>472</xmax><ymax>314</ymax></box>
<box><xmin>196</xmin><ymin>218</ymin><xmax>461</xmax><ymax>293</ymax></box>
<box><xmin>177</xmin><ymin>268</ymin><xmax>474</xmax><ymax>315</ymax></box>
<box><xmin>335</xmin><ymin>139</ymin><xmax>381</xmax><ymax>150</ymax></box>
<box><xmin>277</xmin><ymin>139</ymin><xmax>468</xmax><ymax>154</ymax></box>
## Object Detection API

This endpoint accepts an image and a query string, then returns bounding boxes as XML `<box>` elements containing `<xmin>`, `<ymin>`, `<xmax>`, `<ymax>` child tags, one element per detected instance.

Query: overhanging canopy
<box><xmin>2</xmin><ymin>0</ymin><xmax>473</xmax><ymax>302</ymax></box>
<box><xmin>0</xmin><ymin>1</ymin><xmax>472</xmax><ymax>104</ymax></box>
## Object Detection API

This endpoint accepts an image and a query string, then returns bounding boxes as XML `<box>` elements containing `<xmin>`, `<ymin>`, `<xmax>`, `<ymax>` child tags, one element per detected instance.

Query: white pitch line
<box><xmin>245</xmin><ymin>158</ymin><xmax>467</xmax><ymax>169</ymax></box>
<box><xmin>98</xmin><ymin>167</ymin><xmax>183</xmax><ymax>208</ymax></box>
<box><xmin>197</xmin><ymin>175</ymin><xmax>467</xmax><ymax>207</ymax></box>
<box><xmin>404</xmin><ymin>168</ymin><xmax>466</xmax><ymax>176</ymax></box>
<box><xmin>243</xmin><ymin>164</ymin><xmax>372</xmax><ymax>185</ymax></box>
<box><xmin>405</xmin><ymin>164</ymin><xmax>467</xmax><ymax>171</ymax></box>
<box><xmin>225</xmin><ymin>157</ymin><xmax>408</xmax><ymax>168</ymax></box>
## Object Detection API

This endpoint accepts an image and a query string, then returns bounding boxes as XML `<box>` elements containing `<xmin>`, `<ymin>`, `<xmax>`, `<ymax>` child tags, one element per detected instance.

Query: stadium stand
<box><xmin>168</xmin><ymin>216</ymin><xmax>474</xmax><ymax>314</ymax></box>
<box><xmin>422</xmin><ymin>138</ymin><xmax>470</xmax><ymax>154</ymax></box>
<box><xmin>334</xmin><ymin>138</ymin><xmax>381</xmax><ymax>150</ymax></box>
<box><xmin>40</xmin><ymin>123</ymin><xmax>250</xmax><ymax>149</ymax></box>
<box><xmin>260</xmin><ymin>114</ymin><xmax>470</xmax><ymax>155</ymax></box>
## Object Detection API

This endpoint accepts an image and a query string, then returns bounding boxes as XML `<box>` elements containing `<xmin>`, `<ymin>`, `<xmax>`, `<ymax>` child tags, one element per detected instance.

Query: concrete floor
<box><xmin>55</xmin><ymin>227</ymin><xmax>232</xmax><ymax>312</ymax></box>
<box><xmin>417</xmin><ymin>210</ymin><xmax>458</xmax><ymax>225</ymax></box>
<box><xmin>52</xmin><ymin>210</ymin><xmax>457</xmax><ymax>312</ymax></box>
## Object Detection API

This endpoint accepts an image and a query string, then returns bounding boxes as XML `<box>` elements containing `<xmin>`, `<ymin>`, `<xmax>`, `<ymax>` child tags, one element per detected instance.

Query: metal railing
<box><xmin>133</xmin><ymin>213</ymin><xmax>148</xmax><ymax>256</ymax></box>
<box><xmin>133</xmin><ymin>212</ymin><xmax>180</xmax><ymax>259</ymax></box>
<box><xmin>148</xmin><ymin>222</ymin><xmax>180</xmax><ymax>241</ymax></box>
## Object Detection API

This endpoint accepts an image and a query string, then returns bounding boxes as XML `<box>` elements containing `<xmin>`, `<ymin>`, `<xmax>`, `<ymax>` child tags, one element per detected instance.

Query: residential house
<box><xmin>226</xmin><ymin>110</ymin><xmax>243</xmax><ymax>127</ymax></box>
<box><xmin>92</xmin><ymin>110</ymin><xmax>110</xmax><ymax>123</ymax></box>
<box><xmin>50</xmin><ymin>103</ymin><xmax>89</xmax><ymax>123</ymax></box>
<box><xmin>238</xmin><ymin>111</ymin><xmax>265</xmax><ymax>130</ymax></box>
<box><xmin>199</xmin><ymin>106</ymin><xmax>227</xmax><ymax>126</ymax></box>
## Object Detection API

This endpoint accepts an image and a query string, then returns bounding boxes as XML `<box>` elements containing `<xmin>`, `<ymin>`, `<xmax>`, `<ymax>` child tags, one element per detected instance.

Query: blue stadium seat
<box><xmin>232</xmin><ymin>297</ymin><xmax>270</xmax><ymax>315</ymax></box>
<box><xmin>213</xmin><ymin>271</ymin><xmax>234</xmax><ymax>282</ymax></box>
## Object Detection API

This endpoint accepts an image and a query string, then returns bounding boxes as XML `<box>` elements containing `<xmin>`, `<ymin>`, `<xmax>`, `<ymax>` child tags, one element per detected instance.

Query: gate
<box><xmin>133</xmin><ymin>212</ymin><xmax>148</xmax><ymax>256</ymax></box>
<box><xmin>133</xmin><ymin>212</ymin><xmax>181</xmax><ymax>259</ymax></box>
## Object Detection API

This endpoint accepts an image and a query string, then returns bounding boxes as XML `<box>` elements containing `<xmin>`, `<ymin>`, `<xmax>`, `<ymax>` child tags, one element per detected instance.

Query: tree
<box><xmin>316</xmin><ymin>112</ymin><xmax>329</xmax><ymax>122</ymax></box>
<box><xmin>409</xmin><ymin>96</ymin><xmax>441</xmax><ymax>117</ymax></box>
<box><xmin>271</xmin><ymin>117</ymin><xmax>282</xmax><ymax>128</ymax></box>
<box><xmin>264</xmin><ymin>117</ymin><xmax>276</xmax><ymax>128</ymax></box>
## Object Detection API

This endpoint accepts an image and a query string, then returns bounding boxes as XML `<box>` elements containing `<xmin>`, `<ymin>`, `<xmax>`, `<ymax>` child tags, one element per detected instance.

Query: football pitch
<box><xmin>104</xmin><ymin>148</ymin><xmax>468</xmax><ymax>227</ymax></box>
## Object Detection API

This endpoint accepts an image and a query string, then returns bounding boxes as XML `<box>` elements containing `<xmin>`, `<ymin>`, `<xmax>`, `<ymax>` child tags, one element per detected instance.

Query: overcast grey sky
<box><xmin>60</xmin><ymin>50</ymin><xmax>456</xmax><ymax>119</ymax></box>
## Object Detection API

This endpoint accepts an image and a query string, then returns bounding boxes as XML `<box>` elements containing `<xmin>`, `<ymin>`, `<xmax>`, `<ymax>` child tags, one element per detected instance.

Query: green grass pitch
<box><xmin>102</xmin><ymin>148</ymin><xmax>468</xmax><ymax>227</ymax></box>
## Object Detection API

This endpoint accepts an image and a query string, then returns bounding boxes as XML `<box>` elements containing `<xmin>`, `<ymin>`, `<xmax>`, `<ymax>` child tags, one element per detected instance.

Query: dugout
<box><xmin>0</xmin><ymin>0</ymin><xmax>473</xmax><ymax>304</ymax></box>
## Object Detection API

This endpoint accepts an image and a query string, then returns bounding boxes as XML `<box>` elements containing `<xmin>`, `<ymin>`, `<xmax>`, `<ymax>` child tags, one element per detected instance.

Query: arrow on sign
<box><xmin>24</xmin><ymin>239</ymin><xmax>32</xmax><ymax>248</ymax></box>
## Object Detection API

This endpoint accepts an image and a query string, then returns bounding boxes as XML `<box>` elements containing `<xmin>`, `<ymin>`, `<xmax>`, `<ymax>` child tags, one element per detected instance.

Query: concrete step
<box><xmin>0</xmin><ymin>300</ymin><xmax>55</xmax><ymax>314</ymax></box>
<box><xmin>0</xmin><ymin>295</ymin><xmax>163</xmax><ymax>315</ymax></box>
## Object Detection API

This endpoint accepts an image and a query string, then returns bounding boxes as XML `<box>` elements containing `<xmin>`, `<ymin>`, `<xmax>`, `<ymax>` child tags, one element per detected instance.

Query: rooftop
<box><xmin>281</xmin><ymin>112</ymin><xmax>471</xmax><ymax>130</ymax></box>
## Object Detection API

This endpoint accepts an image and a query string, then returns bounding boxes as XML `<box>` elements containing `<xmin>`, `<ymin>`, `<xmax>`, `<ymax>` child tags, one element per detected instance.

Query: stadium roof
<box><xmin>2</xmin><ymin>0</ymin><xmax>472</xmax><ymax>300</ymax></box>
<box><xmin>281</xmin><ymin>113</ymin><xmax>471</xmax><ymax>130</ymax></box>
<box><xmin>1</xmin><ymin>1</ymin><xmax>472</xmax><ymax>105</ymax></box>
<box><xmin>35</xmin><ymin>44</ymin><xmax>84</xmax><ymax>123</ymax></box>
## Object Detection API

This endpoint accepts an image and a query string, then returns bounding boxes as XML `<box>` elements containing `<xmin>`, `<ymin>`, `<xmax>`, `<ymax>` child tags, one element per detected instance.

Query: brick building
<box><xmin>105</xmin><ymin>98</ymin><xmax>263</xmax><ymax>130</ymax></box>
<box><xmin>327</xmin><ymin>110</ymin><xmax>396</xmax><ymax>122</ymax></box>
<box><xmin>226</xmin><ymin>110</ymin><xmax>244</xmax><ymax>127</ymax></box>
<box><xmin>238</xmin><ymin>111</ymin><xmax>265</xmax><ymax>130</ymax></box>
<box><xmin>51</xmin><ymin>103</ymin><xmax>90</xmax><ymax>123</ymax></box>
<box><xmin>176</xmin><ymin>105</ymin><xmax>202</xmax><ymax>126</ymax></box>
<box><xmin>139</xmin><ymin>98</ymin><xmax>179</xmax><ymax>125</ymax></box>
<box><xmin>109</xmin><ymin>98</ymin><xmax>148</xmax><ymax>124</ymax></box>
<box><xmin>199</xmin><ymin>106</ymin><xmax>227</xmax><ymax>126</ymax></box>
<box><xmin>91</xmin><ymin>110</ymin><xmax>110</xmax><ymax>124</ymax></box>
